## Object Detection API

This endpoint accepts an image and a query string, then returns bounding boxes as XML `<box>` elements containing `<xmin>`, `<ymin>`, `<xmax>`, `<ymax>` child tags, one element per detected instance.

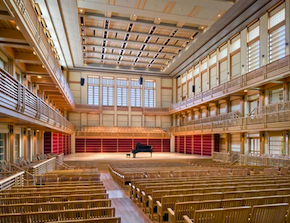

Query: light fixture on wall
<box><xmin>139</xmin><ymin>76</ymin><xmax>143</xmax><ymax>85</ymax></box>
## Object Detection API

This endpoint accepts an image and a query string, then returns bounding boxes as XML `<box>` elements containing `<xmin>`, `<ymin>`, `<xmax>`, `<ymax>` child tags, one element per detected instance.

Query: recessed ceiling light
<box><xmin>16</xmin><ymin>26</ymin><xmax>20</xmax><ymax>30</ymax></box>
<box><xmin>33</xmin><ymin>51</ymin><xmax>36</xmax><ymax>55</ymax></box>
<box><xmin>158</xmin><ymin>18</ymin><xmax>160</xmax><ymax>20</ymax></box>
<box><xmin>42</xmin><ymin>65</ymin><xmax>45</xmax><ymax>68</ymax></box>
<box><xmin>218</xmin><ymin>14</ymin><xmax>221</xmax><ymax>17</ymax></box>
<box><xmin>80</xmin><ymin>9</ymin><xmax>83</xmax><ymax>12</ymax></box>
<box><xmin>244</xmin><ymin>90</ymin><xmax>248</xmax><ymax>92</ymax></box>
<box><xmin>201</xmin><ymin>26</ymin><xmax>204</xmax><ymax>29</ymax></box>
<box><xmin>37</xmin><ymin>75</ymin><xmax>42</xmax><ymax>79</ymax></box>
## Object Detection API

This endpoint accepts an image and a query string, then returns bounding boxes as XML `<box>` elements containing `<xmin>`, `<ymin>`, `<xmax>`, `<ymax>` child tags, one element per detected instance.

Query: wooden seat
<box><xmin>249</xmin><ymin>203</ymin><xmax>289</xmax><ymax>223</ymax></box>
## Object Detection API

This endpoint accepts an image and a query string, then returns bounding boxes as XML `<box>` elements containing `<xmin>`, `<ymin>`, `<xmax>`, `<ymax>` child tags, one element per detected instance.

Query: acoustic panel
<box><xmin>149</xmin><ymin>139</ymin><xmax>162</xmax><ymax>152</ymax></box>
<box><xmin>193</xmin><ymin>135</ymin><xmax>202</xmax><ymax>155</ymax></box>
<box><xmin>163</xmin><ymin>139</ymin><xmax>170</xmax><ymax>152</ymax></box>
<box><xmin>76</xmin><ymin>138</ymin><xmax>85</xmax><ymax>153</ymax></box>
<box><xmin>179</xmin><ymin>136</ymin><xmax>185</xmax><ymax>153</ymax></box>
<box><xmin>203</xmin><ymin>134</ymin><xmax>212</xmax><ymax>156</ymax></box>
<box><xmin>186</xmin><ymin>135</ymin><xmax>192</xmax><ymax>154</ymax></box>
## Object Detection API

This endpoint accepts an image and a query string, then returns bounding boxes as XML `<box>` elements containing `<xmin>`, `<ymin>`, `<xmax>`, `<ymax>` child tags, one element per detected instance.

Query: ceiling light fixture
<box><xmin>33</xmin><ymin>51</ymin><xmax>36</xmax><ymax>55</ymax></box>
<box><xmin>42</xmin><ymin>65</ymin><xmax>45</xmax><ymax>68</ymax></box>
<box><xmin>16</xmin><ymin>26</ymin><xmax>20</xmax><ymax>30</ymax></box>
<box><xmin>218</xmin><ymin>14</ymin><xmax>221</xmax><ymax>17</ymax></box>
<box><xmin>37</xmin><ymin>75</ymin><xmax>42</xmax><ymax>79</ymax></box>
<box><xmin>80</xmin><ymin>9</ymin><xmax>83</xmax><ymax>12</ymax></box>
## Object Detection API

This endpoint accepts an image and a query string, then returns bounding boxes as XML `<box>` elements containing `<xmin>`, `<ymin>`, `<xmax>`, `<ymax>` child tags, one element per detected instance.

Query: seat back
<box><xmin>222</xmin><ymin>206</ymin><xmax>251</xmax><ymax>223</ymax></box>
<box><xmin>249</xmin><ymin>203</ymin><xmax>288</xmax><ymax>223</ymax></box>
<box><xmin>193</xmin><ymin>208</ymin><xmax>224</xmax><ymax>223</ymax></box>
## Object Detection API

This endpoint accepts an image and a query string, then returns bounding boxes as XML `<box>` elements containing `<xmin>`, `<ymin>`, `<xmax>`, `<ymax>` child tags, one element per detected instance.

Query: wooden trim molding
<box><xmin>230</xmin><ymin>49</ymin><xmax>241</xmax><ymax>57</ymax></box>
<box><xmin>161</xmin><ymin>86</ymin><xmax>172</xmax><ymax>90</ymax></box>
<box><xmin>219</xmin><ymin>57</ymin><xmax>228</xmax><ymax>63</ymax></box>
<box><xmin>268</xmin><ymin>20</ymin><xmax>285</xmax><ymax>34</ymax></box>
<box><xmin>247</xmin><ymin>36</ymin><xmax>260</xmax><ymax>46</ymax></box>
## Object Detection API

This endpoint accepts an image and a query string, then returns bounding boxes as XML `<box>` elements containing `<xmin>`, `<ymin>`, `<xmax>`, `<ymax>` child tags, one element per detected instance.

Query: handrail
<box><xmin>0</xmin><ymin>68</ymin><xmax>75</xmax><ymax>133</ymax></box>
<box><xmin>30</xmin><ymin>157</ymin><xmax>55</xmax><ymax>169</ymax></box>
<box><xmin>46</xmin><ymin>154</ymin><xmax>74</xmax><ymax>170</ymax></box>
<box><xmin>10</xmin><ymin>164</ymin><xmax>36</xmax><ymax>186</ymax></box>
<box><xmin>0</xmin><ymin>171</ymin><xmax>24</xmax><ymax>191</ymax></box>
<box><xmin>170</xmin><ymin>55</ymin><xmax>290</xmax><ymax>113</ymax></box>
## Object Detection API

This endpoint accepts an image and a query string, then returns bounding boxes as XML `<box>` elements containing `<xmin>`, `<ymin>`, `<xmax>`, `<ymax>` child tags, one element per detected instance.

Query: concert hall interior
<box><xmin>1</xmin><ymin>0</ymin><xmax>290</xmax><ymax>222</ymax></box>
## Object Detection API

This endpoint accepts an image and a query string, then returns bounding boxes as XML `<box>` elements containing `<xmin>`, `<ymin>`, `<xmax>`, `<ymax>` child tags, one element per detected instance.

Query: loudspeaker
<box><xmin>139</xmin><ymin>76</ymin><xmax>143</xmax><ymax>85</ymax></box>
<box><xmin>80</xmin><ymin>78</ymin><xmax>85</xmax><ymax>86</ymax></box>
<box><xmin>192</xmin><ymin>85</ymin><xmax>195</xmax><ymax>93</ymax></box>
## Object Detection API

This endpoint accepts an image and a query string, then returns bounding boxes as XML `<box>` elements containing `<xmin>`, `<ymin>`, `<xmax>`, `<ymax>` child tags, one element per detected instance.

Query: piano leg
<box><xmin>151</xmin><ymin>152</ymin><xmax>152</xmax><ymax>157</ymax></box>
<box><xmin>133</xmin><ymin>153</ymin><xmax>136</xmax><ymax>158</ymax></box>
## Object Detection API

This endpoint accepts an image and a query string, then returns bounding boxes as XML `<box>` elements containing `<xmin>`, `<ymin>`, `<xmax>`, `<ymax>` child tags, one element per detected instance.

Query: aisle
<box><xmin>101</xmin><ymin>172</ymin><xmax>152</xmax><ymax>223</ymax></box>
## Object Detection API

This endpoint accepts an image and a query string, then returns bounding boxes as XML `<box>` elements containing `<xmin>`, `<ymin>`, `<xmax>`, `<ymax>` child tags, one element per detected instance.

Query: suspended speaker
<box><xmin>80</xmin><ymin>78</ymin><xmax>85</xmax><ymax>86</ymax></box>
<box><xmin>192</xmin><ymin>85</ymin><xmax>195</xmax><ymax>93</ymax></box>
<box><xmin>139</xmin><ymin>76</ymin><xmax>143</xmax><ymax>85</ymax></box>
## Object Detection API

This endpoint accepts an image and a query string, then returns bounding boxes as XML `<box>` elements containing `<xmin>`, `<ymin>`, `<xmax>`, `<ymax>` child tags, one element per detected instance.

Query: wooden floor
<box><xmin>64</xmin><ymin>153</ymin><xmax>211</xmax><ymax>171</ymax></box>
<box><xmin>101</xmin><ymin>171</ymin><xmax>152</xmax><ymax>223</ymax></box>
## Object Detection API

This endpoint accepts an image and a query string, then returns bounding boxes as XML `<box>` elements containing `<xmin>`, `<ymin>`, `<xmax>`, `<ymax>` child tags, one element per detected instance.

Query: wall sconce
<box><xmin>24</xmin><ymin>75</ymin><xmax>26</xmax><ymax>79</ymax></box>
<box><xmin>286</xmin><ymin>43</ymin><xmax>289</xmax><ymax>46</ymax></box>
<box><xmin>34</xmin><ymin>131</ymin><xmax>36</xmax><ymax>136</ymax></box>
<box><xmin>9</xmin><ymin>128</ymin><xmax>13</xmax><ymax>133</ymax></box>
<box><xmin>242</xmin><ymin>65</ymin><xmax>244</xmax><ymax>67</ymax></box>
<box><xmin>262</xmin><ymin>55</ymin><xmax>264</xmax><ymax>58</ymax></box>
<box><xmin>23</xmin><ymin>130</ymin><xmax>26</xmax><ymax>135</ymax></box>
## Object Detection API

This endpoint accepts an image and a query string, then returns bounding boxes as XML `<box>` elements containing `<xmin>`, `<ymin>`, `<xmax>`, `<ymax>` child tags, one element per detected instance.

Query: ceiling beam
<box><xmin>0</xmin><ymin>10</ymin><xmax>13</xmax><ymax>20</ymax></box>
<box><xmin>15</xmin><ymin>52</ymin><xmax>41</xmax><ymax>64</ymax></box>
<box><xmin>0</xmin><ymin>41</ymin><xmax>31</xmax><ymax>49</ymax></box>
<box><xmin>81</xmin><ymin>25</ymin><xmax>190</xmax><ymax>41</ymax></box>
<box><xmin>79</xmin><ymin>13</ymin><xmax>199</xmax><ymax>33</ymax></box>
<box><xmin>25</xmin><ymin>64</ymin><xmax>48</xmax><ymax>74</ymax></box>
<box><xmin>84</xmin><ymin>57</ymin><xmax>165</xmax><ymax>66</ymax></box>
<box><xmin>78</xmin><ymin>1</ymin><xmax>215</xmax><ymax>26</ymax></box>
<box><xmin>0</xmin><ymin>29</ymin><xmax>27</xmax><ymax>43</ymax></box>
<box><xmin>83</xmin><ymin>51</ymin><xmax>170</xmax><ymax>62</ymax></box>
<box><xmin>82</xmin><ymin>35</ymin><xmax>184</xmax><ymax>49</ymax></box>
<box><xmin>82</xmin><ymin>44</ymin><xmax>177</xmax><ymax>56</ymax></box>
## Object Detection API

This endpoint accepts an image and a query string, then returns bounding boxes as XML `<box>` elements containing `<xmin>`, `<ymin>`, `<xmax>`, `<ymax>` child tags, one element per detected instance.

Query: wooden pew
<box><xmin>0</xmin><ymin>207</ymin><xmax>115</xmax><ymax>223</ymax></box>
<box><xmin>0</xmin><ymin>199</ymin><xmax>111</xmax><ymax>214</ymax></box>
<box><xmin>183</xmin><ymin>203</ymin><xmax>288</xmax><ymax>223</ymax></box>
<box><xmin>50</xmin><ymin>217</ymin><xmax>121</xmax><ymax>223</ymax></box>
<box><xmin>0</xmin><ymin>193</ymin><xmax>108</xmax><ymax>205</ymax></box>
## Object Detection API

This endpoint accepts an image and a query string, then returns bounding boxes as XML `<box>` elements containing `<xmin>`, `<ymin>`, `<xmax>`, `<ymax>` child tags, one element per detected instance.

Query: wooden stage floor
<box><xmin>64</xmin><ymin>152</ymin><xmax>211</xmax><ymax>171</ymax></box>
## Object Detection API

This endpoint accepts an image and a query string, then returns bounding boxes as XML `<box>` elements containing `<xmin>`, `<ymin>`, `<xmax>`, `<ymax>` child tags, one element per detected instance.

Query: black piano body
<box><xmin>131</xmin><ymin>142</ymin><xmax>152</xmax><ymax>158</ymax></box>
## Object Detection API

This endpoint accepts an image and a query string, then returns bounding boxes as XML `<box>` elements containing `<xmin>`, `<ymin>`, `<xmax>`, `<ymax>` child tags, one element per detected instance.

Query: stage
<box><xmin>64</xmin><ymin>152</ymin><xmax>211</xmax><ymax>171</ymax></box>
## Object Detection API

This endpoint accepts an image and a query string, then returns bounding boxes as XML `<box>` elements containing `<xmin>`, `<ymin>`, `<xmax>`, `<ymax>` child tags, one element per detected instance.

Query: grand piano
<box><xmin>131</xmin><ymin>142</ymin><xmax>152</xmax><ymax>158</ymax></box>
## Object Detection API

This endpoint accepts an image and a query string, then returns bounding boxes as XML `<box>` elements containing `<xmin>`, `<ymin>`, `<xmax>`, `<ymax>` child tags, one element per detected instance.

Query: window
<box><xmin>269</xmin><ymin>6</ymin><xmax>285</xmax><ymax>63</ymax></box>
<box><xmin>210</xmin><ymin>53</ymin><xmax>217</xmax><ymax>88</ymax></box>
<box><xmin>102</xmin><ymin>77</ymin><xmax>114</xmax><ymax>106</ymax></box>
<box><xmin>0</xmin><ymin>134</ymin><xmax>4</xmax><ymax>161</ymax></box>
<box><xmin>182</xmin><ymin>73</ymin><xmax>187</xmax><ymax>99</ymax></box>
<box><xmin>144</xmin><ymin>80</ymin><xmax>156</xmax><ymax>107</ymax></box>
<box><xmin>187</xmin><ymin>70</ymin><xmax>193</xmax><ymax>98</ymax></box>
<box><xmin>88</xmin><ymin>76</ymin><xmax>99</xmax><ymax>105</ymax></box>
<box><xmin>219</xmin><ymin>44</ymin><xmax>228</xmax><ymax>60</ymax></box>
<box><xmin>177</xmin><ymin>76</ymin><xmax>182</xmax><ymax>102</ymax></box>
<box><xmin>131</xmin><ymin>79</ymin><xmax>142</xmax><ymax>107</ymax></box>
<box><xmin>0</xmin><ymin>59</ymin><xmax>4</xmax><ymax>70</ymax></box>
<box><xmin>117</xmin><ymin>78</ymin><xmax>128</xmax><ymax>106</ymax></box>
<box><xmin>231</xmin><ymin>35</ymin><xmax>241</xmax><ymax>78</ymax></box>
<box><xmin>269</xmin><ymin>87</ymin><xmax>283</xmax><ymax>104</ymax></box>
<box><xmin>269</xmin><ymin>132</ymin><xmax>283</xmax><ymax>155</ymax></box>
<box><xmin>201</xmin><ymin>58</ymin><xmax>207</xmax><ymax>71</ymax></box>
<box><xmin>248</xmin><ymin>22</ymin><xmax>260</xmax><ymax>72</ymax></box>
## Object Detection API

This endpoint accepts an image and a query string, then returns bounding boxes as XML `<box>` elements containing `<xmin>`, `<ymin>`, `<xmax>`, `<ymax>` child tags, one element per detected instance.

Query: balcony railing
<box><xmin>251</xmin><ymin>101</ymin><xmax>290</xmax><ymax>116</ymax></box>
<box><xmin>9</xmin><ymin>0</ymin><xmax>75</xmax><ymax>108</ymax></box>
<box><xmin>170</xmin><ymin>55</ymin><xmax>290</xmax><ymax>113</ymax></box>
<box><xmin>181</xmin><ymin>111</ymin><xmax>240</xmax><ymax>126</ymax></box>
<box><xmin>0</xmin><ymin>68</ymin><xmax>75</xmax><ymax>134</ymax></box>
<box><xmin>172</xmin><ymin>108</ymin><xmax>290</xmax><ymax>134</ymax></box>
<box><xmin>0</xmin><ymin>171</ymin><xmax>24</xmax><ymax>191</ymax></box>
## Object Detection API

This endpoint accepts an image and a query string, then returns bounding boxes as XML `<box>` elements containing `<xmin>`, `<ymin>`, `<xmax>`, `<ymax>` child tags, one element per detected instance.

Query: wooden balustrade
<box><xmin>170</xmin><ymin>55</ymin><xmax>290</xmax><ymax>114</ymax></box>
<box><xmin>0</xmin><ymin>171</ymin><xmax>24</xmax><ymax>191</ymax></box>
<box><xmin>26</xmin><ymin>157</ymin><xmax>56</xmax><ymax>175</ymax></box>
<box><xmin>0</xmin><ymin>68</ymin><xmax>74</xmax><ymax>134</ymax></box>
<box><xmin>8</xmin><ymin>0</ymin><xmax>75</xmax><ymax>108</ymax></box>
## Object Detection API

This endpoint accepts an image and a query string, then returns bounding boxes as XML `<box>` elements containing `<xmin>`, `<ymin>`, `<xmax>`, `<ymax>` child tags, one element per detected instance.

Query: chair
<box><xmin>249</xmin><ymin>203</ymin><xmax>289</xmax><ymax>223</ymax></box>
<box><xmin>222</xmin><ymin>206</ymin><xmax>251</xmax><ymax>223</ymax></box>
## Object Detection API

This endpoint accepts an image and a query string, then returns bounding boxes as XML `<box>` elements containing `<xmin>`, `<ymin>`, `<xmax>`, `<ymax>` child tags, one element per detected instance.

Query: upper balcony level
<box><xmin>172</xmin><ymin>100</ymin><xmax>290</xmax><ymax>135</ymax></box>
<box><xmin>2</xmin><ymin>0</ymin><xmax>75</xmax><ymax>109</ymax></box>
<box><xmin>0</xmin><ymin>68</ymin><xmax>75</xmax><ymax>134</ymax></box>
<box><xmin>170</xmin><ymin>55</ymin><xmax>290</xmax><ymax>114</ymax></box>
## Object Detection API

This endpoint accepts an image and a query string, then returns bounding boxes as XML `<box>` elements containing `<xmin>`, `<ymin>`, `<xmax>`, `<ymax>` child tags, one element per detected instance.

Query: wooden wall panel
<box><xmin>202</xmin><ymin>134</ymin><xmax>212</xmax><ymax>156</ymax></box>
<box><xmin>102</xmin><ymin>139</ymin><xmax>117</xmax><ymax>152</ymax></box>
<box><xmin>44</xmin><ymin>132</ymin><xmax>52</xmax><ymax>154</ymax></box>
<box><xmin>149</xmin><ymin>139</ymin><xmax>162</xmax><ymax>152</ymax></box>
<box><xmin>76</xmin><ymin>138</ymin><xmax>85</xmax><ymax>153</ymax></box>
<box><xmin>186</xmin><ymin>135</ymin><xmax>192</xmax><ymax>154</ymax></box>
<box><xmin>118</xmin><ymin>139</ymin><xmax>132</xmax><ymax>152</ymax></box>
<box><xmin>175</xmin><ymin>136</ymin><xmax>179</xmax><ymax>153</ymax></box>
<box><xmin>179</xmin><ymin>136</ymin><xmax>185</xmax><ymax>153</ymax></box>
<box><xmin>163</xmin><ymin>139</ymin><xmax>170</xmax><ymax>152</ymax></box>
<box><xmin>193</xmin><ymin>135</ymin><xmax>202</xmax><ymax>155</ymax></box>
<box><xmin>86</xmin><ymin>139</ymin><xmax>102</xmax><ymax>152</ymax></box>
<box><xmin>214</xmin><ymin>134</ymin><xmax>220</xmax><ymax>152</ymax></box>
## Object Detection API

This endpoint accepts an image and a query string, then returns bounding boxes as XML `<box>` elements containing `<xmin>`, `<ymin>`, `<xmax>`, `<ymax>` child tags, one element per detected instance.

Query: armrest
<box><xmin>148</xmin><ymin>195</ymin><xmax>152</xmax><ymax>201</ymax></box>
<box><xmin>137</xmin><ymin>188</ymin><xmax>140</xmax><ymax>192</ymax></box>
<box><xmin>168</xmin><ymin>208</ymin><xmax>175</xmax><ymax>217</ymax></box>
<box><xmin>141</xmin><ymin>191</ymin><xmax>146</xmax><ymax>196</ymax></box>
<box><xmin>129</xmin><ymin>183</ymin><xmax>132</xmax><ymax>187</ymax></box>
<box><xmin>183</xmin><ymin>215</ymin><xmax>193</xmax><ymax>223</ymax></box>
<box><xmin>156</xmin><ymin>201</ymin><xmax>162</xmax><ymax>208</ymax></box>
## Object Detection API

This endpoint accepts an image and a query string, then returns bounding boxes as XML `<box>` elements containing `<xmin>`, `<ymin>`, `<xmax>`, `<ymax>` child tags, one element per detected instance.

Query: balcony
<box><xmin>0</xmin><ymin>68</ymin><xmax>75</xmax><ymax>134</ymax></box>
<box><xmin>172</xmin><ymin>101</ymin><xmax>290</xmax><ymax>135</ymax></box>
<box><xmin>7</xmin><ymin>0</ymin><xmax>75</xmax><ymax>109</ymax></box>
<box><xmin>170</xmin><ymin>55</ymin><xmax>290</xmax><ymax>114</ymax></box>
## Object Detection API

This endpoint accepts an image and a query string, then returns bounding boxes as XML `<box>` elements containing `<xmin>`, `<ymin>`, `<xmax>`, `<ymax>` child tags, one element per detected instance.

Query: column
<box><xmin>170</xmin><ymin>133</ymin><xmax>175</xmax><ymax>153</ymax></box>
<box><xmin>71</xmin><ymin>132</ymin><xmax>76</xmax><ymax>154</ymax></box>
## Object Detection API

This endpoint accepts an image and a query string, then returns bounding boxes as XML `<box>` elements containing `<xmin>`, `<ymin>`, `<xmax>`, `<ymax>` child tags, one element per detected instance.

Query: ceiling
<box><xmin>40</xmin><ymin>0</ymin><xmax>235</xmax><ymax>76</ymax></box>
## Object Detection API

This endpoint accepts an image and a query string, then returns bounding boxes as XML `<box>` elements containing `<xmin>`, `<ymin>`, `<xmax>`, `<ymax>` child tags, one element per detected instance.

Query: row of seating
<box><xmin>109</xmin><ymin>161</ymin><xmax>286</xmax><ymax>185</ymax></box>
<box><xmin>110</xmin><ymin>160</ymin><xmax>290</xmax><ymax>223</ymax></box>
<box><xmin>0</xmin><ymin>169</ymin><xmax>121</xmax><ymax>223</ymax></box>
